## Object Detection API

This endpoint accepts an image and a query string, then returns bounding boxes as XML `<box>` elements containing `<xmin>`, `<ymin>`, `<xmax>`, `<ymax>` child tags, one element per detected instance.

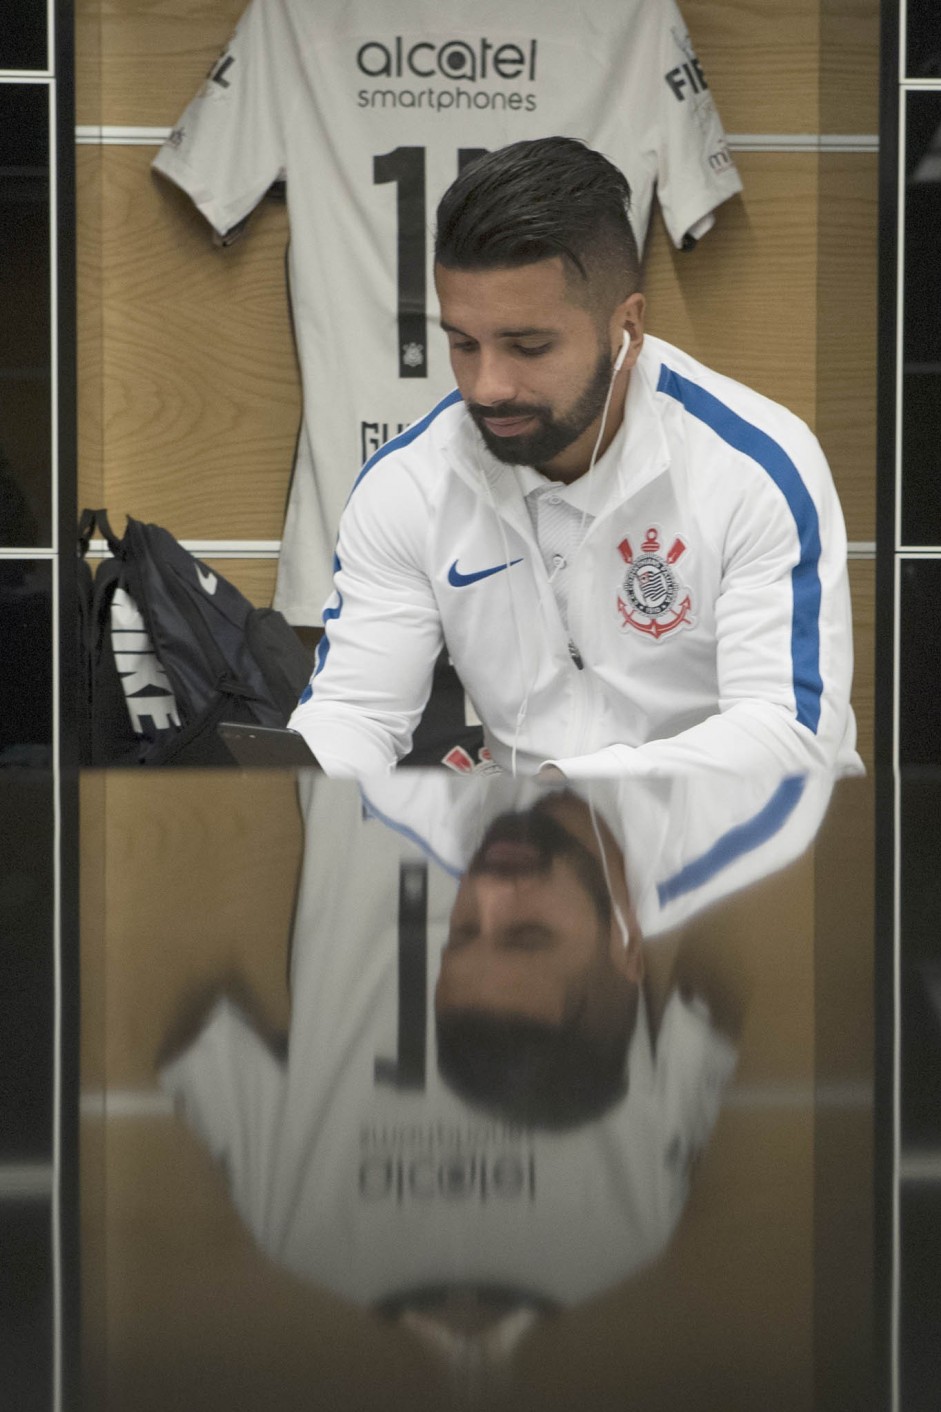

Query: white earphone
<box><xmin>612</xmin><ymin>328</ymin><xmax>631</xmax><ymax>375</ymax></box>
<box><xmin>587</xmin><ymin>793</ymin><xmax>631</xmax><ymax>950</ymax></box>
<box><xmin>478</xmin><ymin>327</ymin><xmax>633</xmax><ymax>774</ymax></box>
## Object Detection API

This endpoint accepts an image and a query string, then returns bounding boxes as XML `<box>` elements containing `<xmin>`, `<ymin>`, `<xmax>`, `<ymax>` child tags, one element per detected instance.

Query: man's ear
<box><xmin>611</xmin><ymin>291</ymin><xmax>646</xmax><ymax>369</ymax></box>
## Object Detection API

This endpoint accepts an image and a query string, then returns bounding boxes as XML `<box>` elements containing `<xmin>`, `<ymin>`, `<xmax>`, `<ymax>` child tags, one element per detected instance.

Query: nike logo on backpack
<box><xmin>196</xmin><ymin>565</ymin><xmax>218</xmax><ymax>595</ymax></box>
<box><xmin>448</xmin><ymin>557</ymin><xmax>523</xmax><ymax>588</ymax></box>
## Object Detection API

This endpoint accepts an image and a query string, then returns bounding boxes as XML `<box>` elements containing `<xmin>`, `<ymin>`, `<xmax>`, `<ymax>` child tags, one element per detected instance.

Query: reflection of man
<box><xmin>160</xmin><ymin>771</ymin><xmax>747</xmax><ymax>1320</ymax></box>
<box><xmin>436</xmin><ymin>793</ymin><xmax>643</xmax><ymax>1128</ymax></box>
<box><xmin>159</xmin><ymin>761</ymin><xmax>836</xmax><ymax>1341</ymax></box>
<box><xmin>290</xmin><ymin>136</ymin><xmax>860</xmax><ymax>780</ymax></box>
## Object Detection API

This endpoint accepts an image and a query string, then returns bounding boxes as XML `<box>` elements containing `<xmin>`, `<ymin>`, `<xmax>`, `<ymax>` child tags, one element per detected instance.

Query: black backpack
<box><xmin>78</xmin><ymin>510</ymin><xmax>314</xmax><ymax>765</ymax></box>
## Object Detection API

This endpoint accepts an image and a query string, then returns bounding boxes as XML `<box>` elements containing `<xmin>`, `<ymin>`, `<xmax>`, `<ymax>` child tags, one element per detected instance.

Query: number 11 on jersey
<box><xmin>373</xmin><ymin>147</ymin><xmax>488</xmax><ymax>378</ymax></box>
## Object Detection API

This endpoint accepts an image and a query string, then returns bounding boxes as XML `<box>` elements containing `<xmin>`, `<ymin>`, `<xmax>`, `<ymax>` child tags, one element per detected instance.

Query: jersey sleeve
<box><xmin>647</xmin><ymin>770</ymin><xmax>836</xmax><ymax>934</ymax></box>
<box><xmin>288</xmin><ymin>457</ymin><xmax>445</xmax><ymax>777</ymax></box>
<box><xmin>652</xmin><ymin>990</ymin><xmax>738</xmax><ymax>1223</ymax></box>
<box><xmin>159</xmin><ymin>998</ymin><xmax>287</xmax><ymax>1240</ymax></box>
<box><xmin>652</xmin><ymin>0</ymin><xmax>743</xmax><ymax>248</ymax></box>
<box><xmin>151</xmin><ymin>0</ymin><xmax>301</xmax><ymax>237</ymax></box>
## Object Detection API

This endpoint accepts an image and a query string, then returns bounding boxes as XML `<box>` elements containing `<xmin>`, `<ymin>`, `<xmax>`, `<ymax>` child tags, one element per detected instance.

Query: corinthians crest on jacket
<box><xmin>617</xmin><ymin>527</ymin><xmax>695</xmax><ymax>639</ymax></box>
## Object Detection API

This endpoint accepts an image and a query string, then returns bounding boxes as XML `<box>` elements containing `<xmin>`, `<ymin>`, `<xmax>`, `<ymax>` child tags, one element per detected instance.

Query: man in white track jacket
<box><xmin>289</xmin><ymin>138</ymin><xmax>860</xmax><ymax>780</ymax></box>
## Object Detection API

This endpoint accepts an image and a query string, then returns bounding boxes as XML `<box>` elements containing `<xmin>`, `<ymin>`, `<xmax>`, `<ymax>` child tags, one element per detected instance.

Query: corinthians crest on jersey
<box><xmin>616</xmin><ymin>527</ymin><xmax>695</xmax><ymax>639</ymax></box>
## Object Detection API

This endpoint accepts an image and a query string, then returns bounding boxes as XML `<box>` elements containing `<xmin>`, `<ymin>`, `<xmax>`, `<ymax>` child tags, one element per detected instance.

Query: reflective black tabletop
<box><xmin>40</xmin><ymin>761</ymin><xmax>877</xmax><ymax>1412</ymax></box>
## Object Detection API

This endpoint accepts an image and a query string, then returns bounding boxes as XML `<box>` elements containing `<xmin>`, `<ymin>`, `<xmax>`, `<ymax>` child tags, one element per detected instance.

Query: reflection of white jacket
<box><xmin>290</xmin><ymin>335</ymin><xmax>861</xmax><ymax>780</ymax></box>
<box><xmin>362</xmin><ymin>763</ymin><xmax>836</xmax><ymax>939</ymax></box>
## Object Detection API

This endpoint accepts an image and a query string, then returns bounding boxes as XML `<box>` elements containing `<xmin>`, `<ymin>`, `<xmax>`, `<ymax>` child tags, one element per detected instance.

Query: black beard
<box><xmin>467</xmin><ymin>345</ymin><xmax>615</xmax><ymax>468</ymax></box>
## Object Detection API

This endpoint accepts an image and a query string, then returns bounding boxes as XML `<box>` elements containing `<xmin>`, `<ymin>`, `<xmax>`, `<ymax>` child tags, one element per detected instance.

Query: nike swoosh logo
<box><xmin>196</xmin><ymin>565</ymin><xmax>218</xmax><ymax>595</ymax></box>
<box><xmin>448</xmin><ymin>557</ymin><xmax>523</xmax><ymax>588</ymax></box>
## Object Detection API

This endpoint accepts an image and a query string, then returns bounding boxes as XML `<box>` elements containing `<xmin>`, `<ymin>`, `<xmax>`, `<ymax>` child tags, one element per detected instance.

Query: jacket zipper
<box><xmin>565</xmin><ymin>538</ymin><xmax>599</xmax><ymax>758</ymax></box>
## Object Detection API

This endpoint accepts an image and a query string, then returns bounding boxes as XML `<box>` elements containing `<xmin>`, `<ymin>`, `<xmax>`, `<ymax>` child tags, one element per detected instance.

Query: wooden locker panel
<box><xmin>78</xmin><ymin>146</ymin><xmax>105</xmax><ymax>513</ymax></box>
<box><xmin>849</xmin><ymin>557</ymin><xmax>874</xmax><ymax>770</ymax></box>
<box><xmin>75</xmin><ymin>0</ymin><xmax>104</xmax><ymax>127</ymax></box>
<box><xmin>685</xmin><ymin>0</ymin><xmax>821</xmax><ymax>132</ymax></box>
<box><xmin>644</xmin><ymin>151</ymin><xmax>819</xmax><ymax>425</ymax></box>
<box><xmin>100</xmin><ymin>146</ymin><xmax>299</xmax><ymax>538</ymax></box>
<box><xmin>816</xmin><ymin>151</ymin><xmax>878</xmax><ymax>545</ymax></box>
<box><xmin>819</xmin><ymin>0</ymin><xmax>880</xmax><ymax>133</ymax></box>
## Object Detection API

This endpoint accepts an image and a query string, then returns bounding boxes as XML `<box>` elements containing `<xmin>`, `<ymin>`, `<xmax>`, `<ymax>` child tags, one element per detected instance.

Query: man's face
<box><xmin>436</xmin><ymin>806</ymin><xmax>616</xmax><ymax>1026</ymax></box>
<box><xmin>435</xmin><ymin>258</ymin><xmax>629</xmax><ymax>477</ymax></box>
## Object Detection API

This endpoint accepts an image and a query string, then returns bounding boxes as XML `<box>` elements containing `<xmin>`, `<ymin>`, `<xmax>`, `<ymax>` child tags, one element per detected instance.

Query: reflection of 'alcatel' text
<box><xmin>357</xmin><ymin>37</ymin><xmax>538</xmax><ymax>84</ymax></box>
<box><xmin>360</xmin><ymin>1150</ymin><xmax>537</xmax><ymax>1204</ymax></box>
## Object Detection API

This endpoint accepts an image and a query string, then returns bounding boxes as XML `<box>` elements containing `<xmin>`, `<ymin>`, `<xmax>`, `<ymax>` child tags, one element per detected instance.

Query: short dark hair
<box><xmin>434</xmin><ymin>136</ymin><xmax>640</xmax><ymax>300</ymax></box>
<box><xmin>435</xmin><ymin>997</ymin><xmax>635</xmax><ymax>1131</ymax></box>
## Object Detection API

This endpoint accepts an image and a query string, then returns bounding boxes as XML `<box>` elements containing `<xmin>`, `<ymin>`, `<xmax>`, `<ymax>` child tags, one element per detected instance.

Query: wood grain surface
<box><xmin>849</xmin><ymin>558</ymin><xmax>874</xmax><ymax>769</ymax></box>
<box><xmin>99</xmin><ymin>769</ymin><xmax>302</xmax><ymax>1086</ymax></box>
<box><xmin>644</xmin><ymin>153</ymin><xmax>818</xmax><ymax>421</ymax></box>
<box><xmin>98</xmin><ymin>148</ymin><xmax>300</xmax><ymax>538</ymax></box>
<box><xmin>819</xmin><ymin>0</ymin><xmax>881</xmax><ymax>133</ymax></box>
<box><xmin>92</xmin><ymin>1117</ymin><xmax>447</xmax><ymax>1412</ymax></box>
<box><xmin>816</xmin><ymin>152</ymin><xmax>878</xmax><ymax>544</ymax></box>
<box><xmin>77</xmin><ymin>147</ymin><xmax>105</xmax><ymax>511</ymax></box>
<box><xmin>75</xmin><ymin>0</ymin><xmax>104</xmax><ymax>128</ymax></box>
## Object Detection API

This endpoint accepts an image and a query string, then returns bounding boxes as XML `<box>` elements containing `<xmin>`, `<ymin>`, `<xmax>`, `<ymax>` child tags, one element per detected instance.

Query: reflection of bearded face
<box><xmin>438</xmin><ymin>804</ymin><xmax>619</xmax><ymax>1028</ymax></box>
<box><xmin>435</xmin><ymin>800</ymin><xmax>640</xmax><ymax>1130</ymax></box>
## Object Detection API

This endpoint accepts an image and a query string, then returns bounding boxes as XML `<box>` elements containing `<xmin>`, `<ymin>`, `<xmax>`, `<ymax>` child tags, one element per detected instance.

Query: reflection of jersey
<box><xmin>161</xmin><ymin>775</ymin><xmax>736</xmax><ymax>1309</ymax></box>
<box><xmin>152</xmin><ymin>0</ymin><xmax>742</xmax><ymax>625</ymax></box>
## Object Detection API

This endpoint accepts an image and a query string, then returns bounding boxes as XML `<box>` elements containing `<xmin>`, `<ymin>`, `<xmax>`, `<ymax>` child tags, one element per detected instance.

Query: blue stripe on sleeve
<box><xmin>308</xmin><ymin>553</ymin><xmax>343</xmax><ymax>682</ymax></box>
<box><xmin>306</xmin><ymin>390</ymin><xmax>463</xmax><ymax>691</ymax></box>
<box><xmin>360</xmin><ymin>790</ymin><xmax>464</xmax><ymax>880</ymax></box>
<box><xmin>348</xmin><ymin>387</ymin><xmax>464</xmax><ymax>499</ymax></box>
<box><xmin>657</xmin><ymin>364</ymin><xmax>824</xmax><ymax>733</ymax></box>
<box><xmin>656</xmin><ymin>775</ymin><xmax>806</xmax><ymax>907</ymax></box>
